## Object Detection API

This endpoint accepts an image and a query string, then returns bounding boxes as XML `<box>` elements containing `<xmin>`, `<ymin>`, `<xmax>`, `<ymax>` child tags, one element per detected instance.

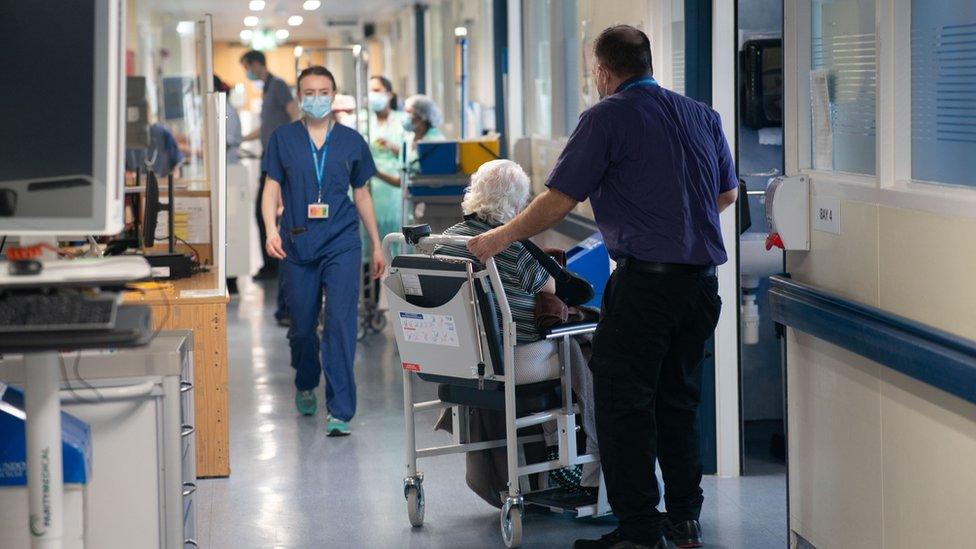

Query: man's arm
<box><xmin>286</xmin><ymin>99</ymin><xmax>300</xmax><ymax>122</ymax></box>
<box><xmin>467</xmin><ymin>189</ymin><xmax>578</xmax><ymax>262</ymax></box>
<box><xmin>717</xmin><ymin>186</ymin><xmax>738</xmax><ymax>213</ymax></box>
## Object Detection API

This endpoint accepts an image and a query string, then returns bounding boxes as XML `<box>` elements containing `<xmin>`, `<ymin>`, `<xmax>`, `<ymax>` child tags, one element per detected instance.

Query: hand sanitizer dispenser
<box><xmin>764</xmin><ymin>175</ymin><xmax>809</xmax><ymax>251</ymax></box>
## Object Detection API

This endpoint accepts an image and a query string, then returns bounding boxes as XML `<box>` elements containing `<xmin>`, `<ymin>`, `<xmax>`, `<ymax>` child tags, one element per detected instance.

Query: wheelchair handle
<box><xmin>382</xmin><ymin>232</ymin><xmax>476</xmax><ymax>267</ymax></box>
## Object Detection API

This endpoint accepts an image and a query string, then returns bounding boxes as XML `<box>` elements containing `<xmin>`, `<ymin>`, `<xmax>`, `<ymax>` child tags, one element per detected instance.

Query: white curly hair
<box><xmin>461</xmin><ymin>159</ymin><xmax>531</xmax><ymax>225</ymax></box>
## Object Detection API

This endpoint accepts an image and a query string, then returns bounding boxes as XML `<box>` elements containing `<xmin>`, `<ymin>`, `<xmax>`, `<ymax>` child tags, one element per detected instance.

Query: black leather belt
<box><xmin>618</xmin><ymin>257</ymin><xmax>716</xmax><ymax>277</ymax></box>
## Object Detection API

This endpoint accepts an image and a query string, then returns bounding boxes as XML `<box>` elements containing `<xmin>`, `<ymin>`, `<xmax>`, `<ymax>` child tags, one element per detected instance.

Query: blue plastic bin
<box><xmin>0</xmin><ymin>385</ymin><xmax>92</xmax><ymax>486</ymax></box>
<box><xmin>417</xmin><ymin>141</ymin><xmax>458</xmax><ymax>175</ymax></box>
<box><xmin>566</xmin><ymin>233</ymin><xmax>611</xmax><ymax>309</ymax></box>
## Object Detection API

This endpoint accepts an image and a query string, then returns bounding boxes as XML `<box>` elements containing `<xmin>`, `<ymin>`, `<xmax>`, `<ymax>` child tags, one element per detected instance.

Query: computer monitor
<box><xmin>0</xmin><ymin>0</ymin><xmax>126</xmax><ymax>235</ymax></box>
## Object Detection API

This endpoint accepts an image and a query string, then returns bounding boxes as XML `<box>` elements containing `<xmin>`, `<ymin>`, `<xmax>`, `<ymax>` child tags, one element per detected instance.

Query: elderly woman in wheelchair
<box><xmin>381</xmin><ymin>159</ymin><xmax>608</xmax><ymax>548</ymax></box>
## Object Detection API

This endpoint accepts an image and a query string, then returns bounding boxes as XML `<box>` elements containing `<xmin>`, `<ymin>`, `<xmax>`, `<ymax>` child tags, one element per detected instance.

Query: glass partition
<box><xmin>809</xmin><ymin>0</ymin><xmax>877</xmax><ymax>175</ymax></box>
<box><xmin>911</xmin><ymin>0</ymin><xmax>976</xmax><ymax>187</ymax></box>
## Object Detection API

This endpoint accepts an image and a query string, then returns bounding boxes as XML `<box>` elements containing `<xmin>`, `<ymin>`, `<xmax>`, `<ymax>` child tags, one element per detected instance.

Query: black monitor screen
<box><xmin>0</xmin><ymin>0</ymin><xmax>95</xmax><ymax>217</ymax></box>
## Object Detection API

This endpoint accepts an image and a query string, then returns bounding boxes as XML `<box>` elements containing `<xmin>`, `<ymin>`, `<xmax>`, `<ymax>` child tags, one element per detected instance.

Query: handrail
<box><xmin>768</xmin><ymin>275</ymin><xmax>976</xmax><ymax>405</ymax></box>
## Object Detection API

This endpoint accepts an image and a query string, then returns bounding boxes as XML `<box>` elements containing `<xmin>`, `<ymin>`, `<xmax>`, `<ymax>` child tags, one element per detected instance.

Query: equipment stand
<box><xmin>23</xmin><ymin>351</ymin><xmax>64</xmax><ymax>549</ymax></box>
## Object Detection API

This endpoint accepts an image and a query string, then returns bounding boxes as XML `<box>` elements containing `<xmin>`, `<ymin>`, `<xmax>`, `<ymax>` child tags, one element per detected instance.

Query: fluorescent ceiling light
<box><xmin>240</xmin><ymin>29</ymin><xmax>254</xmax><ymax>41</ymax></box>
<box><xmin>275</xmin><ymin>29</ymin><xmax>290</xmax><ymax>41</ymax></box>
<box><xmin>249</xmin><ymin>0</ymin><xmax>266</xmax><ymax>11</ymax></box>
<box><xmin>244</xmin><ymin>15</ymin><xmax>259</xmax><ymax>27</ymax></box>
<box><xmin>303</xmin><ymin>0</ymin><xmax>321</xmax><ymax>10</ymax></box>
<box><xmin>176</xmin><ymin>21</ymin><xmax>194</xmax><ymax>35</ymax></box>
<box><xmin>287</xmin><ymin>15</ymin><xmax>304</xmax><ymax>26</ymax></box>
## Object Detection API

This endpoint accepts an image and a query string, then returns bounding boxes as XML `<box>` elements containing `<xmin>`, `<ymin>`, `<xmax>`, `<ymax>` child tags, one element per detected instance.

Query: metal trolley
<box><xmin>382</xmin><ymin>230</ymin><xmax>610</xmax><ymax>548</ymax></box>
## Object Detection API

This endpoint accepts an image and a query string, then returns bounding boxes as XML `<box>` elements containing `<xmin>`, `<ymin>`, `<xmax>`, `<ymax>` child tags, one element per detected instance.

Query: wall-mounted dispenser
<box><xmin>764</xmin><ymin>175</ymin><xmax>809</xmax><ymax>251</ymax></box>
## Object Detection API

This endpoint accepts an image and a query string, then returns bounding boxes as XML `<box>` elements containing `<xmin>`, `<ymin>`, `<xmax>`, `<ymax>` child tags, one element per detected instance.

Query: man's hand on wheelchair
<box><xmin>467</xmin><ymin>227</ymin><xmax>511</xmax><ymax>264</ymax></box>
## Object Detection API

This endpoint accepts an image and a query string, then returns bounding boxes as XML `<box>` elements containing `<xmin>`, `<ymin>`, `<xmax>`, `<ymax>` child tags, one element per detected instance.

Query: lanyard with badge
<box><xmin>307</xmin><ymin>121</ymin><xmax>334</xmax><ymax>220</ymax></box>
<box><xmin>619</xmin><ymin>76</ymin><xmax>658</xmax><ymax>92</ymax></box>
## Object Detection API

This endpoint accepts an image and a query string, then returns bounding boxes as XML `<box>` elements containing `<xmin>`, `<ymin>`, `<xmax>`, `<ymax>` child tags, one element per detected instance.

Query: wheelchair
<box><xmin>382</xmin><ymin>228</ymin><xmax>610</xmax><ymax>548</ymax></box>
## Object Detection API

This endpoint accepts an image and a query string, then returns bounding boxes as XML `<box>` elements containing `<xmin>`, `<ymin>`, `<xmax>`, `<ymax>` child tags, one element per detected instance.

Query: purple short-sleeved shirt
<box><xmin>546</xmin><ymin>76</ymin><xmax>737</xmax><ymax>266</ymax></box>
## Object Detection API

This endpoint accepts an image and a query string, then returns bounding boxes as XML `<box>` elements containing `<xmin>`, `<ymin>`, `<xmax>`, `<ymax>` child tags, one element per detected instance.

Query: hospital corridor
<box><xmin>1</xmin><ymin>1</ymin><xmax>975</xmax><ymax>548</ymax></box>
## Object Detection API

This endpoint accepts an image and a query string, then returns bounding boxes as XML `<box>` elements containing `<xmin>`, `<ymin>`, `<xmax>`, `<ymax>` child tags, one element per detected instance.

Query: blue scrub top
<box><xmin>263</xmin><ymin>120</ymin><xmax>376</xmax><ymax>264</ymax></box>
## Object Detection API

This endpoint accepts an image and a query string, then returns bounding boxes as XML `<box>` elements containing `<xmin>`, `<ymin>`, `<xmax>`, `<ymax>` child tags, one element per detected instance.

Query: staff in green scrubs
<box><xmin>365</xmin><ymin>76</ymin><xmax>406</xmax><ymax>245</ymax></box>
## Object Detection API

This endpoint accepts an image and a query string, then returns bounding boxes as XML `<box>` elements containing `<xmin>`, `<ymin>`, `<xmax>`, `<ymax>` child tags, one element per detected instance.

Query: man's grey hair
<box><xmin>462</xmin><ymin>159</ymin><xmax>531</xmax><ymax>225</ymax></box>
<box><xmin>404</xmin><ymin>94</ymin><xmax>443</xmax><ymax>127</ymax></box>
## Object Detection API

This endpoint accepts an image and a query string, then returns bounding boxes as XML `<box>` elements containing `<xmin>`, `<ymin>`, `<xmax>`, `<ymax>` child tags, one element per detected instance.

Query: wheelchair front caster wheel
<box><xmin>369</xmin><ymin>312</ymin><xmax>387</xmax><ymax>332</ymax></box>
<box><xmin>406</xmin><ymin>485</ymin><xmax>425</xmax><ymax>527</ymax></box>
<box><xmin>500</xmin><ymin>506</ymin><xmax>522</xmax><ymax>548</ymax></box>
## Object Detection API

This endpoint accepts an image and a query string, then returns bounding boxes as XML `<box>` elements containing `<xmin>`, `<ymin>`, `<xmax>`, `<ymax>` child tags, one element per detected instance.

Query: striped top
<box><xmin>435</xmin><ymin>217</ymin><xmax>549</xmax><ymax>344</ymax></box>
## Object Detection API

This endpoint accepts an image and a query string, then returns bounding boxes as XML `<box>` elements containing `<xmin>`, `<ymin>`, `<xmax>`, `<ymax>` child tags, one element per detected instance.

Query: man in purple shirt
<box><xmin>468</xmin><ymin>25</ymin><xmax>738</xmax><ymax>549</ymax></box>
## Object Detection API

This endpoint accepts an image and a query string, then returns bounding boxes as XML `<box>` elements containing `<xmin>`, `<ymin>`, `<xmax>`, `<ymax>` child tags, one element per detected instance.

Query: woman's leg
<box><xmin>282</xmin><ymin>259</ymin><xmax>324</xmax><ymax>391</ymax></box>
<box><xmin>320</xmin><ymin>245</ymin><xmax>363</xmax><ymax>422</ymax></box>
<box><xmin>571</xmin><ymin>337</ymin><xmax>602</xmax><ymax>488</ymax></box>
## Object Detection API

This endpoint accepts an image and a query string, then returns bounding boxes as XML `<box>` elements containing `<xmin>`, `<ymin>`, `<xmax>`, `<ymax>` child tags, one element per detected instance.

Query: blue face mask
<box><xmin>301</xmin><ymin>95</ymin><xmax>333</xmax><ymax>119</ymax></box>
<box><xmin>368</xmin><ymin>92</ymin><xmax>390</xmax><ymax>113</ymax></box>
<box><xmin>246</xmin><ymin>69</ymin><xmax>260</xmax><ymax>81</ymax></box>
<box><xmin>402</xmin><ymin>117</ymin><xmax>414</xmax><ymax>133</ymax></box>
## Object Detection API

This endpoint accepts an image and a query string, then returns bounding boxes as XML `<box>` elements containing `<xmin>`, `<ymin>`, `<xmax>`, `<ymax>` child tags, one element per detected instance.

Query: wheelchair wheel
<box><xmin>406</xmin><ymin>485</ymin><xmax>425</xmax><ymax>527</ymax></box>
<box><xmin>369</xmin><ymin>311</ymin><xmax>387</xmax><ymax>332</ymax></box>
<box><xmin>500</xmin><ymin>506</ymin><xmax>522</xmax><ymax>548</ymax></box>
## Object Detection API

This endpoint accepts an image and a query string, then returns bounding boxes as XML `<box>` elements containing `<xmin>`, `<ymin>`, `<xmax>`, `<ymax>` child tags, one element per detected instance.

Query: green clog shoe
<box><xmin>326</xmin><ymin>415</ymin><xmax>351</xmax><ymax>437</ymax></box>
<box><xmin>295</xmin><ymin>390</ymin><xmax>317</xmax><ymax>416</ymax></box>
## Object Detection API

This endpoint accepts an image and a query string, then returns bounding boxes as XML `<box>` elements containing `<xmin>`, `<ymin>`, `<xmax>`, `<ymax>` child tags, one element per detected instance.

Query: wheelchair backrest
<box><xmin>384</xmin><ymin>254</ymin><xmax>505</xmax><ymax>382</ymax></box>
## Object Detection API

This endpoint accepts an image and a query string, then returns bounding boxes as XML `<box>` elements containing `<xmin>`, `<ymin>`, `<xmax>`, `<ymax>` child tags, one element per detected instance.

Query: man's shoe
<box><xmin>667</xmin><ymin>520</ymin><xmax>703</xmax><ymax>548</ymax></box>
<box><xmin>573</xmin><ymin>529</ymin><xmax>676</xmax><ymax>549</ymax></box>
<box><xmin>326</xmin><ymin>415</ymin><xmax>351</xmax><ymax>437</ymax></box>
<box><xmin>295</xmin><ymin>390</ymin><xmax>317</xmax><ymax>416</ymax></box>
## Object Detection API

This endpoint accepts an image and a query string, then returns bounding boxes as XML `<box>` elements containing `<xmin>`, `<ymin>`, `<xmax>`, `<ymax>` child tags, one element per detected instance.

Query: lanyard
<box><xmin>620</xmin><ymin>77</ymin><xmax>658</xmax><ymax>93</ymax></box>
<box><xmin>307</xmin><ymin>122</ymin><xmax>333</xmax><ymax>203</ymax></box>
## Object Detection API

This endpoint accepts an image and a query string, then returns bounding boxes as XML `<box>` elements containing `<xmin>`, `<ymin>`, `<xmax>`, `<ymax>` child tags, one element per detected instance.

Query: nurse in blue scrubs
<box><xmin>261</xmin><ymin>65</ymin><xmax>385</xmax><ymax>436</ymax></box>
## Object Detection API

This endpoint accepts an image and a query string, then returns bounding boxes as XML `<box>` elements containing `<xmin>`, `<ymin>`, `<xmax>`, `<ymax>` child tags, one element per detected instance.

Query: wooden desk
<box><xmin>124</xmin><ymin>270</ymin><xmax>230</xmax><ymax>478</ymax></box>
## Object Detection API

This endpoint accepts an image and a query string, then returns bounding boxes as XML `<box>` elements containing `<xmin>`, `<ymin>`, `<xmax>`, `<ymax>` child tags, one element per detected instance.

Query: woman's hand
<box><xmin>376</xmin><ymin>137</ymin><xmax>400</xmax><ymax>156</ymax></box>
<box><xmin>370</xmin><ymin>248</ymin><xmax>386</xmax><ymax>279</ymax></box>
<box><xmin>266</xmin><ymin>232</ymin><xmax>286</xmax><ymax>260</ymax></box>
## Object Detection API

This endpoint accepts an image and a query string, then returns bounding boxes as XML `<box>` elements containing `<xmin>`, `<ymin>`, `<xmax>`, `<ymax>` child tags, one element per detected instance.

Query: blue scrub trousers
<box><xmin>283</xmin><ymin>244</ymin><xmax>361</xmax><ymax>421</ymax></box>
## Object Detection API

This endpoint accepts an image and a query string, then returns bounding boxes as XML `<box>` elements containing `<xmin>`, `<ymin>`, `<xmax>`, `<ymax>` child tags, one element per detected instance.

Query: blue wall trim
<box><xmin>769</xmin><ymin>276</ymin><xmax>976</xmax><ymax>405</ymax></box>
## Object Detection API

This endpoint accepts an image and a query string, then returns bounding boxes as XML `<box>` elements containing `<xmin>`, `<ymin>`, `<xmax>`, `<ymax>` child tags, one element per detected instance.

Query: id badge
<box><xmin>308</xmin><ymin>203</ymin><xmax>329</xmax><ymax>219</ymax></box>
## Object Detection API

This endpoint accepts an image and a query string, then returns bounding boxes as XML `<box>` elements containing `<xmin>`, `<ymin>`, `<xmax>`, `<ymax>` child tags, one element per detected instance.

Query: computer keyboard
<box><xmin>0</xmin><ymin>291</ymin><xmax>119</xmax><ymax>332</ymax></box>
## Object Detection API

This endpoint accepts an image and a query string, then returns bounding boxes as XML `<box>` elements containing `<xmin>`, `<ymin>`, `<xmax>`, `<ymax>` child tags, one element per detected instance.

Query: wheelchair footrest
<box><xmin>523</xmin><ymin>487</ymin><xmax>598</xmax><ymax>515</ymax></box>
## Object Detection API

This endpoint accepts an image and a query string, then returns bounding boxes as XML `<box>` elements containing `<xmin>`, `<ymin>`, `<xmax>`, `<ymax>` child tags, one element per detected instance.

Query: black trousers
<box><xmin>590</xmin><ymin>263</ymin><xmax>722</xmax><ymax>543</ymax></box>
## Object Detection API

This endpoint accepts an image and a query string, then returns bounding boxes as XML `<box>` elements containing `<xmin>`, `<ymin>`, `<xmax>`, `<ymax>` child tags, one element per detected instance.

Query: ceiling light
<box><xmin>287</xmin><ymin>15</ymin><xmax>304</xmax><ymax>26</ymax></box>
<box><xmin>303</xmin><ymin>0</ymin><xmax>321</xmax><ymax>10</ymax></box>
<box><xmin>244</xmin><ymin>15</ymin><xmax>259</xmax><ymax>27</ymax></box>
<box><xmin>249</xmin><ymin>0</ymin><xmax>265</xmax><ymax>11</ymax></box>
<box><xmin>240</xmin><ymin>29</ymin><xmax>254</xmax><ymax>41</ymax></box>
<box><xmin>176</xmin><ymin>21</ymin><xmax>194</xmax><ymax>35</ymax></box>
<box><xmin>275</xmin><ymin>29</ymin><xmax>290</xmax><ymax>41</ymax></box>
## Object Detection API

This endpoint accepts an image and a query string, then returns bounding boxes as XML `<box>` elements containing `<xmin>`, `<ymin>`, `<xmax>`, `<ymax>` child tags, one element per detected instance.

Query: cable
<box><xmin>61</xmin><ymin>284</ymin><xmax>174</xmax><ymax>404</ymax></box>
<box><xmin>174</xmin><ymin>236</ymin><xmax>202</xmax><ymax>264</ymax></box>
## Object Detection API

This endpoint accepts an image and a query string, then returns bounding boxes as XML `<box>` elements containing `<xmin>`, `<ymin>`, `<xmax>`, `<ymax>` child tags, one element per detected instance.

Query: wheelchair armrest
<box><xmin>542</xmin><ymin>321</ymin><xmax>599</xmax><ymax>339</ymax></box>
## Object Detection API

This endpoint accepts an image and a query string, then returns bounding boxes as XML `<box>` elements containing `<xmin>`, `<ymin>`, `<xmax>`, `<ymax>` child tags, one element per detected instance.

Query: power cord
<box><xmin>58</xmin><ymin>285</ymin><xmax>173</xmax><ymax>404</ymax></box>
